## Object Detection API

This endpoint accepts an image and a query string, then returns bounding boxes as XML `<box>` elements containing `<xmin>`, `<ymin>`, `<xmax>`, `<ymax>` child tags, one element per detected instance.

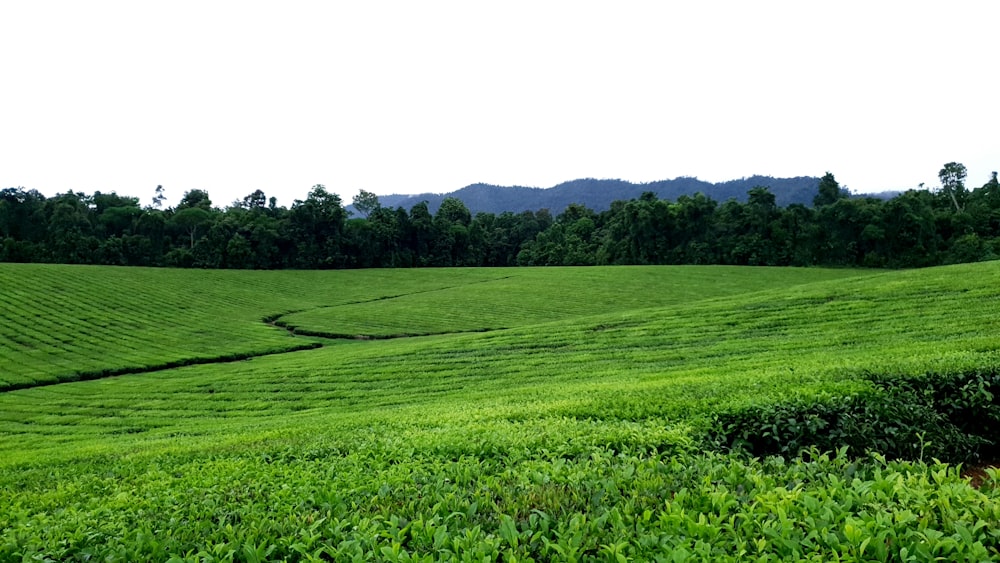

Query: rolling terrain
<box><xmin>0</xmin><ymin>264</ymin><xmax>859</xmax><ymax>390</ymax></box>
<box><xmin>3</xmin><ymin>263</ymin><xmax>1000</xmax><ymax>560</ymax></box>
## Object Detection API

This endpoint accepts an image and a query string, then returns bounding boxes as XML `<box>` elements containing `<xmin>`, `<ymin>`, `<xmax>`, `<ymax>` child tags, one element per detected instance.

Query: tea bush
<box><xmin>5</xmin><ymin>262</ymin><xmax>1000</xmax><ymax>560</ymax></box>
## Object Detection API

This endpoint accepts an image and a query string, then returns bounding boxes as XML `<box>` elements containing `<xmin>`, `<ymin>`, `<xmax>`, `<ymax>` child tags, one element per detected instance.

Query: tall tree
<box><xmin>436</xmin><ymin>197</ymin><xmax>472</xmax><ymax>226</ymax></box>
<box><xmin>987</xmin><ymin>171</ymin><xmax>999</xmax><ymax>191</ymax></box>
<box><xmin>239</xmin><ymin>189</ymin><xmax>267</xmax><ymax>210</ymax></box>
<box><xmin>352</xmin><ymin>190</ymin><xmax>381</xmax><ymax>219</ymax></box>
<box><xmin>288</xmin><ymin>185</ymin><xmax>348</xmax><ymax>268</ymax></box>
<box><xmin>671</xmin><ymin>193</ymin><xmax>717</xmax><ymax>264</ymax></box>
<box><xmin>171</xmin><ymin>207</ymin><xmax>212</xmax><ymax>249</ymax></box>
<box><xmin>432</xmin><ymin>198</ymin><xmax>473</xmax><ymax>265</ymax></box>
<box><xmin>45</xmin><ymin>192</ymin><xmax>99</xmax><ymax>263</ymax></box>
<box><xmin>813</xmin><ymin>172</ymin><xmax>847</xmax><ymax>207</ymax></box>
<box><xmin>151</xmin><ymin>185</ymin><xmax>166</xmax><ymax>209</ymax></box>
<box><xmin>0</xmin><ymin>188</ymin><xmax>46</xmax><ymax>241</ymax></box>
<box><xmin>939</xmin><ymin>162</ymin><xmax>968</xmax><ymax>212</ymax></box>
<box><xmin>407</xmin><ymin>201</ymin><xmax>434</xmax><ymax>264</ymax></box>
<box><xmin>177</xmin><ymin>189</ymin><xmax>213</xmax><ymax>210</ymax></box>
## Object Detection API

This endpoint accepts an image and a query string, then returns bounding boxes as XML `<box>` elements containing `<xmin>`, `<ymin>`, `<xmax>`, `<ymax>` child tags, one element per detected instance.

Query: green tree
<box><xmin>815</xmin><ymin>197</ymin><xmax>884</xmax><ymax>266</ymax></box>
<box><xmin>177</xmin><ymin>189</ymin><xmax>213</xmax><ymax>211</ymax></box>
<box><xmin>135</xmin><ymin>210</ymin><xmax>168</xmax><ymax>263</ymax></box>
<box><xmin>813</xmin><ymin>172</ymin><xmax>847</xmax><ymax>207</ymax></box>
<box><xmin>0</xmin><ymin>188</ymin><xmax>47</xmax><ymax>242</ymax></box>
<box><xmin>407</xmin><ymin>201</ymin><xmax>434</xmax><ymax>264</ymax></box>
<box><xmin>939</xmin><ymin>162</ymin><xmax>968</xmax><ymax>212</ymax></box>
<box><xmin>436</xmin><ymin>197</ymin><xmax>472</xmax><ymax>226</ymax></box>
<box><xmin>151</xmin><ymin>185</ymin><xmax>166</xmax><ymax>209</ymax></box>
<box><xmin>431</xmin><ymin>198</ymin><xmax>473</xmax><ymax>266</ymax></box>
<box><xmin>225</xmin><ymin>233</ymin><xmax>254</xmax><ymax>268</ymax></box>
<box><xmin>352</xmin><ymin>190</ymin><xmax>381</xmax><ymax>219</ymax></box>
<box><xmin>171</xmin><ymin>207</ymin><xmax>213</xmax><ymax>249</ymax></box>
<box><xmin>879</xmin><ymin>190</ymin><xmax>940</xmax><ymax>267</ymax></box>
<box><xmin>776</xmin><ymin>204</ymin><xmax>819</xmax><ymax>266</ymax></box>
<box><xmin>239</xmin><ymin>189</ymin><xmax>267</xmax><ymax>210</ymax></box>
<box><xmin>93</xmin><ymin>192</ymin><xmax>143</xmax><ymax>238</ymax></box>
<box><xmin>45</xmin><ymin>192</ymin><xmax>98</xmax><ymax>263</ymax></box>
<box><xmin>288</xmin><ymin>185</ymin><xmax>347</xmax><ymax>268</ymax></box>
<box><xmin>671</xmin><ymin>193</ymin><xmax>718</xmax><ymax>264</ymax></box>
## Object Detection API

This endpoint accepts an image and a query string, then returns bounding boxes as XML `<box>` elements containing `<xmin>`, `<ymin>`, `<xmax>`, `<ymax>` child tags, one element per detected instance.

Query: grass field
<box><xmin>4</xmin><ymin>263</ymin><xmax>1000</xmax><ymax>560</ymax></box>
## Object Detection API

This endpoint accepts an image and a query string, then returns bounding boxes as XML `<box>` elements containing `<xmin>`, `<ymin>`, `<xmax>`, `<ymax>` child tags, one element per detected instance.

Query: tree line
<box><xmin>2</xmin><ymin>164</ymin><xmax>999</xmax><ymax>270</ymax></box>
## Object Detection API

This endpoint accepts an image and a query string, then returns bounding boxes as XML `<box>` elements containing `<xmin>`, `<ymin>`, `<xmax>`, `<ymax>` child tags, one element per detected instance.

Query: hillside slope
<box><xmin>0</xmin><ymin>265</ymin><xmax>500</xmax><ymax>389</ymax></box>
<box><xmin>3</xmin><ymin>262</ymin><xmax>1000</xmax><ymax>560</ymax></box>
<box><xmin>3</xmin><ymin>261</ymin><xmax>997</xmax><ymax>462</ymax></box>
<box><xmin>0</xmin><ymin>264</ymin><xmax>862</xmax><ymax>390</ymax></box>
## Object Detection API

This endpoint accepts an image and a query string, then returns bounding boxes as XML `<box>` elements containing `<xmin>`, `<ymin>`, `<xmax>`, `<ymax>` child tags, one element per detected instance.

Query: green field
<box><xmin>0</xmin><ymin>264</ymin><xmax>860</xmax><ymax>390</ymax></box>
<box><xmin>4</xmin><ymin>263</ymin><xmax>1000</xmax><ymax>561</ymax></box>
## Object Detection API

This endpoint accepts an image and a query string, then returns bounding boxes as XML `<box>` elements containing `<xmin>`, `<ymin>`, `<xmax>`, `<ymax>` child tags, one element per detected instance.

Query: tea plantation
<box><xmin>0</xmin><ymin>264</ymin><xmax>859</xmax><ymax>390</ymax></box>
<box><xmin>3</xmin><ymin>262</ymin><xmax>1000</xmax><ymax>561</ymax></box>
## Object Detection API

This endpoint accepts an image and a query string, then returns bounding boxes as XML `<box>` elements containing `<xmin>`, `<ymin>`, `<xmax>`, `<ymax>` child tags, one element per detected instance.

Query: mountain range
<box><xmin>356</xmin><ymin>176</ymin><xmax>829</xmax><ymax>216</ymax></box>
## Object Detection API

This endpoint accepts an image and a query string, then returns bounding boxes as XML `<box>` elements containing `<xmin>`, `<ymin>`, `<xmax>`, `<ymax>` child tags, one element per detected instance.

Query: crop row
<box><xmin>2</xmin><ymin>263</ymin><xmax>997</xmax><ymax>463</ymax></box>
<box><xmin>3</xmin><ymin>262</ymin><xmax>1000</xmax><ymax>560</ymax></box>
<box><xmin>0</xmin><ymin>264</ymin><xmax>861</xmax><ymax>390</ymax></box>
<box><xmin>0</xmin><ymin>265</ymin><xmax>508</xmax><ymax>389</ymax></box>
<box><xmin>277</xmin><ymin>265</ymin><xmax>866</xmax><ymax>337</ymax></box>
<box><xmin>3</xmin><ymin>438</ymin><xmax>1000</xmax><ymax>561</ymax></box>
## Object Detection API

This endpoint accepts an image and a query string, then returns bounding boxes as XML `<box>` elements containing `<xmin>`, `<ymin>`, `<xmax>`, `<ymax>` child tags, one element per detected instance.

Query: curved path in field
<box><xmin>4</xmin><ymin>278</ymin><xmax>511</xmax><ymax>393</ymax></box>
<box><xmin>266</xmin><ymin>275</ymin><xmax>514</xmax><ymax>340</ymax></box>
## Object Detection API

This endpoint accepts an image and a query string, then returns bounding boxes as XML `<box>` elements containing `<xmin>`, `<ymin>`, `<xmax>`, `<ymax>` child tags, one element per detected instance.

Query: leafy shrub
<box><xmin>711</xmin><ymin>368</ymin><xmax>1000</xmax><ymax>463</ymax></box>
<box><xmin>868</xmin><ymin>368</ymin><xmax>1000</xmax><ymax>447</ymax></box>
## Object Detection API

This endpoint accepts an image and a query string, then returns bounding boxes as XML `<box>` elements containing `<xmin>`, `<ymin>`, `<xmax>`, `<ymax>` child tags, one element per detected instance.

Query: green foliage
<box><xmin>0</xmin><ymin>264</ymin><xmax>507</xmax><ymax>390</ymax></box>
<box><xmin>352</xmin><ymin>189</ymin><xmax>381</xmax><ymax>219</ymax></box>
<box><xmin>813</xmin><ymin>172</ymin><xmax>848</xmax><ymax>207</ymax></box>
<box><xmin>0</xmin><ymin>264</ymin><xmax>862</xmax><ymax>390</ymax></box>
<box><xmin>7</xmin><ymin>162</ymin><xmax>1000</xmax><ymax>270</ymax></box>
<box><xmin>868</xmin><ymin>369</ymin><xmax>1000</xmax><ymax>454</ymax></box>
<box><xmin>4</xmin><ymin>262</ymin><xmax>1000</xmax><ymax>560</ymax></box>
<box><xmin>170</xmin><ymin>207</ymin><xmax>211</xmax><ymax>248</ymax></box>
<box><xmin>277</xmin><ymin>265</ymin><xmax>860</xmax><ymax>338</ymax></box>
<box><xmin>711</xmin><ymin>382</ymin><xmax>988</xmax><ymax>463</ymax></box>
<box><xmin>939</xmin><ymin>162</ymin><xmax>969</xmax><ymax>212</ymax></box>
<box><xmin>3</xmin><ymin>447</ymin><xmax>1000</xmax><ymax>561</ymax></box>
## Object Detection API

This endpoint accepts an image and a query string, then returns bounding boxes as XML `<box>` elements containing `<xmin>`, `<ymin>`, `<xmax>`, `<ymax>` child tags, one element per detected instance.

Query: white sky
<box><xmin>2</xmin><ymin>1</ymin><xmax>997</xmax><ymax>209</ymax></box>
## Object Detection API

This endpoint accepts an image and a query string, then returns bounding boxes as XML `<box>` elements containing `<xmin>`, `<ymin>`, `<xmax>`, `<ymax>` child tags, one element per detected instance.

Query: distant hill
<box><xmin>356</xmin><ymin>176</ymin><xmax>823</xmax><ymax>216</ymax></box>
<box><xmin>863</xmin><ymin>190</ymin><xmax>903</xmax><ymax>201</ymax></box>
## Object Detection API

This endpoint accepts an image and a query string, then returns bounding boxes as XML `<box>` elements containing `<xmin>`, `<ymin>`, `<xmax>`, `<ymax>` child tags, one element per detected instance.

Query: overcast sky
<box><xmin>2</xmin><ymin>1</ymin><xmax>997</xmax><ymax>209</ymax></box>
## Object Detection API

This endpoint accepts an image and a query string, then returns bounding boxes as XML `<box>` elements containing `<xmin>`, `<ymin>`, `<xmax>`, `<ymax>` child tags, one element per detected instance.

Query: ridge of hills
<box><xmin>359</xmin><ymin>175</ymin><xmax>878</xmax><ymax>215</ymax></box>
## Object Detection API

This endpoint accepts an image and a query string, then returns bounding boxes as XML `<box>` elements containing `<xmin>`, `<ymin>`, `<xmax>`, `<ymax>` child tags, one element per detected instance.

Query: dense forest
<box><xmin>2</xmin><ymin>164</ymin><xmax>998</xmax><ymax>270</ymax></box>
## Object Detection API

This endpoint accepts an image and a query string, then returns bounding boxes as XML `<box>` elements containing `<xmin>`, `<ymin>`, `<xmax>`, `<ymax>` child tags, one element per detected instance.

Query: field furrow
<box><xmin>5</xmin><ymin>262</ymin><xmax>1000</xmax><ymax>561</ymax></box>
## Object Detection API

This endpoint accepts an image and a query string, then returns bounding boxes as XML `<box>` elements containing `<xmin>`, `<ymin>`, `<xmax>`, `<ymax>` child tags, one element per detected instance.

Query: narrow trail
<box><xmin>3</xmin><ymin>276</ymin><xmax>515</xmax><ymax>393</ymax></box>
<box><xmin>265</xmin><ymin>274</ymin><xmax>513</xmax><ymax>340</ymax></box>
<box><xmin>0</xmin><ymin>342</ymin><xmax>323</xmax><ymax>393</ymax></box>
